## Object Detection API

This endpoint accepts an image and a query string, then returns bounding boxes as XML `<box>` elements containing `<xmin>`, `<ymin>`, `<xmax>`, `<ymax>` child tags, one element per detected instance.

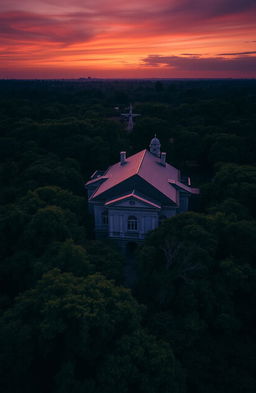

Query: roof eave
<box><xmin>168</xmin><ymin>179</ymin><xmax>200</xmax><ymax>194</ymax></box>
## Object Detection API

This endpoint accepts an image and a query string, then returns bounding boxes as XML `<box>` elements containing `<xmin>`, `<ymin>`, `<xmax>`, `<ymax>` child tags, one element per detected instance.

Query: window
<box><xmin>102</xmin><ymin>210</ymin><xmax>108</xmax><ymax>225</ymax></box>
<box><xmin>128</xmin><ymin>215</ymin><xmax>138</xmax><ymax>231</ymax></box>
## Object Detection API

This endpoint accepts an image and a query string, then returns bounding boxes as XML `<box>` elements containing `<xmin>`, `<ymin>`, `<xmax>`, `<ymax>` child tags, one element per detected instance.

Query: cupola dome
<box><xmin>149</xmin><ymin>134</ymin><xmax>161</xmax><ymax>157</ymax></box>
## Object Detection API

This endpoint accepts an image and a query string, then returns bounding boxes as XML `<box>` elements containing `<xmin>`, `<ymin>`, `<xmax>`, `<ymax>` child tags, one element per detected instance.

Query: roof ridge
<box><xmin>136</xmin><ymin>149</ymin><xmax>147</xmax><ymax>174</ymax></box>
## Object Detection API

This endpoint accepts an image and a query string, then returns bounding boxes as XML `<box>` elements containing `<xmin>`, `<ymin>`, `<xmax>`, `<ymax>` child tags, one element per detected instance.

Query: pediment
<box><xmin>105</xmin><ymin>193</ymin><xmax>160</xmax><ymax>209</ymax></box>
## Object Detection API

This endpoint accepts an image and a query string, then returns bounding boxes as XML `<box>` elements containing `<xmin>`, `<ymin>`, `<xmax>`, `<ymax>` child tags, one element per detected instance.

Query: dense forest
<box><xmin>0</xmin><ymin>79</ymin><xmax>255</xmax><ymax>393</ymax></box>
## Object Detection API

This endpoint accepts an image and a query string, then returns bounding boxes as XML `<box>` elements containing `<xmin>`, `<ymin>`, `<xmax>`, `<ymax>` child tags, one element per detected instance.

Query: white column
<box><xmin>140</xmin><ymin>216</ymin><xmax>145</xmax><ymax>235</ymax></box>
<box><xmin>109</xmin><ymin>215</ymin><xmax>114</xmax><ymax>237</ymax></box>
<box><xmin>120</xmin><ymin>215</ymin><xmax>124</xmax><ymax>237</ymax></box>
<box><xmin>139</xmin><ymin>216</ymin><xmax>145</xmax><ymax>239</ymax></box>
<box><xmin>141</xmin><ymin>216</ymin><xmax>145</xmax><ymax>234</ymax></box>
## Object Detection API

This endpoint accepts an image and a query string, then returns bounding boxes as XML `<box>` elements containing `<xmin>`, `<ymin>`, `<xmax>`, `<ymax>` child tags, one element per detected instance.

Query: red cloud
<box><xmin>0</xmin><ymin>0</ymin><xmax>256</xmax><ymax>78</ymax></box>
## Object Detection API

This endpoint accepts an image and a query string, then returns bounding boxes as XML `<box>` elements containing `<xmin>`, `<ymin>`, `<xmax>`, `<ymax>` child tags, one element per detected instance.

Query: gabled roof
<box><xmin>86</xmin><ymin>149</ymin><xmax>198</xmax><ymax>205</ymax></box>
<box><xmin>105</xmin><ymin>191</ymin><xmax>161</xmax><ymax>209</ymax></box>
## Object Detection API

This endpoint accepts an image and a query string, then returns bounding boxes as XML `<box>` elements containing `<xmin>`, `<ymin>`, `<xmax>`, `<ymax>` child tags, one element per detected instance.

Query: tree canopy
<box><xmin>0</xmin><ymin>79</ymin><xmax>255</xmax><ymax>393</ymax></box>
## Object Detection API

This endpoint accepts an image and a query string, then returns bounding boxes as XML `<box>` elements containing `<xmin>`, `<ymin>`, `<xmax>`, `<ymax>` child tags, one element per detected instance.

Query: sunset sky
<box><xmin>1</xmin><ymin>0</ymin><xmax>256</xmax><ymax>78</ymax></box>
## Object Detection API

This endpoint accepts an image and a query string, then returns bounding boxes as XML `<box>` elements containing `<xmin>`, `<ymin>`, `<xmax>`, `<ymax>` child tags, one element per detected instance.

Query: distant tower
<box><xmin>127</xmin><ymin>106</ymin><xmax>134</xmax><ymax>132</ymax></box>
<box><xmin>150</xmin><ymin>135</ymin><xmax>161</xmax><ymax>157</ymax></box>
<box><xmin>121</xmin><ymin>104</ymin><xmax>140</xmax><ymax>132</ymax></box>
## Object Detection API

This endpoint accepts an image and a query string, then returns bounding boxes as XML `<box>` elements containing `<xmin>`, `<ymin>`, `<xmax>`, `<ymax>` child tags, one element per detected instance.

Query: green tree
<box><xmin>136</xmin><ymin>211</ymin><xmax>256</xmax><ymax>393</ymax></box>
<box><xmin>0</xmin><ymin>205</ymin><xmax>28</xmax><ymax>259</ymax></box>
<box><xmin>137</xmin><ymin>212</ymin><xmax>217</xmax><ymax>305</ymax></box>
<box><xmin>86</xmin><ymin>241</ymin><xmax>123</xmax><ymax>283</ymax></box>
<box><xmin>36</xmin><ymin>240</ymin><xmax>92</xmax><ymax>278</ymax></box>
<box><xmin>0</xmin><ymin>269</ymin><xmax>181</xmax><ymax>393</ymax></box>
<box><xmin>24</xmin><ymin>206</ymin><xmax>72</xmax><ymax>254</ymax></box>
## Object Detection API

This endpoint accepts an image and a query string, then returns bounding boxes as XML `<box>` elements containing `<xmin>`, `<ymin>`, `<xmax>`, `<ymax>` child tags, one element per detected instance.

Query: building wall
<box><xmin>92</xmin><ymin>202</ymin><xmax>179</xmax><ymax>241</ymax></box>
<box><xmin>161</xmin><ymin>207</ymin><xmax>177</xmax><ymax>219</ymax></box>
<box><xmin>177</xmin><ymin>194</ymin><xmax>189</xmax><ymax>213</ymax></box>
<box><xmin>94</xmin><ymin>204</ymin><xmax>108</xmax><ymax>233</ymax></box>
<box><xmin>89</xmin><ymin>188</ymin><xmax>189</xmax><ymax>241</ymax></box>
<box><xmin>108</xmin><ymin>207</ymin><xmax>159</xmax><ymax>240</ymax></box>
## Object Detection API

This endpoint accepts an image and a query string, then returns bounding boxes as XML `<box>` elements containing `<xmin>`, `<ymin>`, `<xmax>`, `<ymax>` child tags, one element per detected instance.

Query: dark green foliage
<box><xmin>0</xmin><ymin>270</ymin><xmax>181</xmax><ymax>393</ymax></box>
<box><xmin>137</xmin><ymin>213</ymin><xmax>256</xmax><ymax>393</ymax></box>
<box><xmin>0</xmin><ymin>79</ymin><xmax>255</xmax><ymax>393</ymax></box>
<box><xmin>36</xmin><ymin>240</ymin><xmax>92</xmax><ymax>277</ymax></box>
<box><xmin>206</xmin><ymin>164</ymin><xmax>256</xmax><ymax>218</ymax></box>
<box><xmin>97</xmin><ymin>330</ymin><xmax>184</xmax><ymax>393</ymax></box>
<box><xmin>137</xmin><ymin>213</ymin><xmax>217</xmax><ymax>305</ymax></box>
<box><xmin>85</xmin><ymin>241</ymin><xmax>124</xmax><ymax>283</ymax></box>
<box><xmin>24</xmin><ymin>206</ymin><xmax>73</xmax><ymax>251</ymax></box>
<box><xmin>0</xmin><ymin>205</ymin><xmax>28</xmax><ymax>259</ymax></box>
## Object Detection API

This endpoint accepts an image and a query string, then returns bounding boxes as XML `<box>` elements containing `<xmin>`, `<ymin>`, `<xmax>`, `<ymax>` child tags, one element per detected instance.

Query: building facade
<box><xmin>85</xmin><ymin>137</ymin><xmax>199</xmax><ymax>244</ymax></box>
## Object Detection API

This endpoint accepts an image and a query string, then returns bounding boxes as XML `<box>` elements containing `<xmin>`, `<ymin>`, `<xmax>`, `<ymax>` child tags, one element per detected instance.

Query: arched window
<box><xmin>128</xmin><ymin>215</ymin><xmax>137</xmax><ymax>231</ymax></box>
<box><xmin>102</xmin><ymin>210</ymin><xmax>108</xmax><ymax>225</ymax></box>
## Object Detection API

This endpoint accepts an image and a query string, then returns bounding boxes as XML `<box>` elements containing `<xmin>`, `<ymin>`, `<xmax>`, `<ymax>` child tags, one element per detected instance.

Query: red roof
<box><xmin>86</xmin><ymin>149</ymin><xmax>198</xmax><ymax>204</ymax></box>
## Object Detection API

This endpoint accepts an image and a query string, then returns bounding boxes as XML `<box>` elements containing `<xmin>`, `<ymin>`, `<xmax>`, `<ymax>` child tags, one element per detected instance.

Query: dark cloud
<box><xmin>0</xmin><ymin>11</ymin><xmax>95</xmax><ymax>44</ymax></box>
<box><xmin>1</xmin><ymin>1</ymin><xmax>256</xmax><ymax>48</ymax></box>
<box><xmin>218</xmin><ymin>51</ymin><xmax>256</xmax><ymax>55</ymax></box>
<box><xmin>2</xmin><ymin>1</ymin><xmax>256</xmax><ymax>36</ymax></box>
<box><xmin>142</xmin><ymin>54</ymin><xmax>256</xmax><ymax>74</ymax></box>
<box><xmin>170</xmin><ymin>0</ymin><xmax>256</xmax><ymax>19</ymax></box>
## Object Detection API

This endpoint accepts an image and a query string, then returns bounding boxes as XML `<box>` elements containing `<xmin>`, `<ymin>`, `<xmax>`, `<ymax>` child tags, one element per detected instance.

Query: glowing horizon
<box><xmin>0</xmin><ymin>0</ymin><xmax>256</xmax><ymax>79</ymax></box>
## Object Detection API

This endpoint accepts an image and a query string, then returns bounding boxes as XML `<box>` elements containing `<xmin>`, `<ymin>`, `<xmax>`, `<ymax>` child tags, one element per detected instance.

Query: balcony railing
<box><xmin>109</xmin><ymin>231</ymin><xmax>145</xmax><ymax>239</ymax></box>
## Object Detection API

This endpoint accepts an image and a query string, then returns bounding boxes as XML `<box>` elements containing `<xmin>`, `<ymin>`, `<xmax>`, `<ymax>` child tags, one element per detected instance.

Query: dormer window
<box><xmin>128</xmin><ymin>215</ymin><xmax>137</xmax><ymax>231</ymax></box>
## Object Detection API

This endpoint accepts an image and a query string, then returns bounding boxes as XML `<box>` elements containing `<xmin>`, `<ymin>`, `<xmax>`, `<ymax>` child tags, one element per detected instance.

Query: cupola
<box><xmin>149</xmin><ymin>135</ymin><xmax>161</xmax><ymax>157</ymax></box>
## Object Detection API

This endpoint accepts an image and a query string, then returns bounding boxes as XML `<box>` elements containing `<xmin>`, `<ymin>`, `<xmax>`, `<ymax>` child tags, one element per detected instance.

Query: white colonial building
<box><xmin>85</xmin><ymin>137</ymin><xmax>199</xmax><ymax>244</ymax></box>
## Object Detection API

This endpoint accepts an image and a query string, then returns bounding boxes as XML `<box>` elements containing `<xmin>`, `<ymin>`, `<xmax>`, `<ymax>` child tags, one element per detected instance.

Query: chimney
<box><xmin>160</xmin><ymin>152</ymin><xmax>166</xmax><ymax>166</ymax></box>
<box><xmin>120</xmin><ymin>151</ymin><xmax>126</xmax><ymax>165</ymax></box>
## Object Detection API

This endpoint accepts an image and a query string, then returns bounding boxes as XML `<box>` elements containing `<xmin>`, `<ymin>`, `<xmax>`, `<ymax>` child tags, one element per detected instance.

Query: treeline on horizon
<box><xmin>0</xmin><ymin>79</ymin><xmax>255</xmax><ymax>393</ymax></box>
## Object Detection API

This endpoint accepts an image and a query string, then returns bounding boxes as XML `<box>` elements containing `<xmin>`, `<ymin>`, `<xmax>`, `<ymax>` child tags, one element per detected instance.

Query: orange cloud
<box><xmin>0</xmin><ymin>0</ymin><xmax>256</xmax><ymax>78</ymax></box>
